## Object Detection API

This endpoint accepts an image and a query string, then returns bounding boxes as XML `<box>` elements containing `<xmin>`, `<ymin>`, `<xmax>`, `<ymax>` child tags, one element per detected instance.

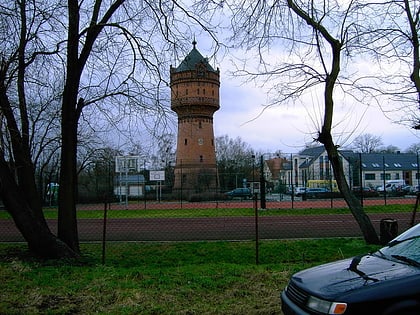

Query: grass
<box><xmin>0</xmin><ymin>239</ymin><xmax>381</xmax><ymax>315</ymax></box>
<box><xmin>0</xmin><ymin>203</ymin><xmax>414</xmax><ymax>220</ymax></box>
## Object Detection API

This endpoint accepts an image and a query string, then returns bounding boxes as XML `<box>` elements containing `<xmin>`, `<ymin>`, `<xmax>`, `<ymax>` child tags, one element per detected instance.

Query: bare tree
<box><xmin>358</xmin><ymin>0</ymin><xmax>420</xmax><ymax>128</ymax></box>
<box><xmin>377</xmin><ymin>145</ymin><xmax>402</xmax><ymax>154</ymax></box>
<box><xmin>58</xmin><ymin>1</ymin><xmax>221</xmax><ymax>251</ymax></box>
<box><xmin>352</xmin><ymin>134</ymin><xmax>384</xmax><ymax>153</ymax></box>
<box><xmin>0</xmin><ymin>0</ymin><xmax>218</xmax><ymax>257</ymax></box>
<box><xmin>227</xmin><ymin>0</ymin><xmax>382</xmax><ymax>243</ymax></box>
<box><xmin>216</xmin><ymin>135</ymin><xmax>256</xmax><ymax>190</ymax></box>
<box><xmin>406</xmin><ymin>142</ymin><xmax>420</xmax><ymax>153</ymax></box>
<box><xmin>0</xmin><ymin>0</ymin><xmax>76</xmax><ymax>257</ymax></box>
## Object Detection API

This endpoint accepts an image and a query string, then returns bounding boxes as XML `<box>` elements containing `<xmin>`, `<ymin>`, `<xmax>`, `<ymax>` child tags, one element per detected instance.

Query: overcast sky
<box><xmin>186</xmin><ymin>39</ymin><xmax>420</xmax><ymax>154</ymax></box>
<box><xmin>214</xmin><ymin>72</ymin><xmax>420</xmax><ymax>153</ymax></box>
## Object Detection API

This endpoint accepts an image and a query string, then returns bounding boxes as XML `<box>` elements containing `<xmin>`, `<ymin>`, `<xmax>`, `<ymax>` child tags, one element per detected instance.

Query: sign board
<box><xmin>115</xmin><ymin>156</ymin><xmax>141</xmax><ymax>173</ymax></box>
<box><xmin>250</xmin><ymin>181</ymin><xmax>260</xmax><ymax>194</ymax></box>
<box><xmin>150</xmin><ymin>170</ymin><xmax>165</xmax><ymax>181</ymax></box>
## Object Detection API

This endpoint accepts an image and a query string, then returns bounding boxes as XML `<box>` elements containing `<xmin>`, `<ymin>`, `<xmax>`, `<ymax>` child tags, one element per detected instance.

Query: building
<box><xmin>170</xmin><ymin>41</ymin><xmax>220</xmax><ymax>194</ymax></box>
<box><xmin>342</xmin><ymin>152</ymin><xmax>420</xmax><ymax>189</ymax></box>
<box><xmin>275</xmin><ymin>146</ymin><xmax>420</xmax><ymax>190</ymax></box>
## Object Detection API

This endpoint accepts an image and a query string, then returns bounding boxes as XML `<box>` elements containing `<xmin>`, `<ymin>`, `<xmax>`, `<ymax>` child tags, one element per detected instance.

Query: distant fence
<box><xmin>1</xmin><ymin>194</ymin><xmax>418</xmax><ymax>242</ymax></box>
<box><xmin>1</xmin><ymin>152</ymin><xmax>420</xmax><ymax>263</ymax></box>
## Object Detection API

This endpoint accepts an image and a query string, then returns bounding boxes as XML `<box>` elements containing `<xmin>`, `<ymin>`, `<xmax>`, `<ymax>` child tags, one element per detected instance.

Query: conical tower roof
<box><xmin>174</xmin><ymin>40</ymin><xmax>216</xmax><ymax>73</ymax></box>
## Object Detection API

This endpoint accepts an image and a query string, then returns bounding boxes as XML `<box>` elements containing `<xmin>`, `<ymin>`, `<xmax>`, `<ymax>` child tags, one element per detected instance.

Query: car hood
<box><xmin>291</xmin><ymin>254</ymin><xmax>418</xmax><ymax>299</ymax></box>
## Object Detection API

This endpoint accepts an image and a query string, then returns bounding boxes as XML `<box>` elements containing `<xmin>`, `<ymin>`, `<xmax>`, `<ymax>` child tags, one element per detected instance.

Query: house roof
<box><xmin>298</xmin><ymin>146</ymin><xmax>325</xmax><ymax>168</ymax></box>
<box><xmin>342</xmin><ymin>152</ymin><xmax>419</xmax><ymax>171</ymax></box>
<box><xmin>299</xmin><ymin>146</ymin><xmax>325</xmax><ymax>157</ymax></box>
<box><xmin>299</xmin><ymin>147</ymin><xmax>419</xmax><ymax>171</ymax></box>
<box><xmin>173</xmin><ymin>40</ymin><xmax>216</xmax><ymax>73</ymax></box>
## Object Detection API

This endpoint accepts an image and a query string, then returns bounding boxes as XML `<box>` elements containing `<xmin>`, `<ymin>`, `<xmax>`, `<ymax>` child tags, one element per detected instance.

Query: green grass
<box><xmin>0</xmin><ymin>239</ymin><xmax>380</xmax><ymax>314</ymax></box>
<box><xmin>0</xmin><ymin>203</ymin><xmax>414</xmax><ymax>220</ymax></box>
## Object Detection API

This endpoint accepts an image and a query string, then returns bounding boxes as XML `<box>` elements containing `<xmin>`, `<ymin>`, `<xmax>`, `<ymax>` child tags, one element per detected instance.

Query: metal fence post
<box><xmin>254</xmin><ymin>193</ymin><xmax>259</xmax><ymax>265</ymax></box>
<box><xmin>260</xmin><ymin>155</ymin><xmax>266</xmax><ymax>209</ymax></box>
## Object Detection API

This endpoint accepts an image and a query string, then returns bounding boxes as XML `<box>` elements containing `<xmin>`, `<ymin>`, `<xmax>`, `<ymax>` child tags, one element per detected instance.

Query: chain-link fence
<box><xmin>1</xmin><ymin>151</ymin><xmax>419</xmax><ymax>261</ymax></box>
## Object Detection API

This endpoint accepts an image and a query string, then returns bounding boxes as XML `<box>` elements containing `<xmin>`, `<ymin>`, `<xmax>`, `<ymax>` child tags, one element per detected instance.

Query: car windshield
<box><xmin>376</xmin><ymin>224</ymin><xmax>420</xmax><ymax>267</ymax></box>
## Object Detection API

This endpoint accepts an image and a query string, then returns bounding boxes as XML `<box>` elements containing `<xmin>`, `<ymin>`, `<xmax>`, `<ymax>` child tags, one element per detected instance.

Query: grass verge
<box><xmin>0</xmin><ymin>239</ymin><xmax>380</xmax><ymax>315</ymax></box>
<box><xmin>0</xmin><ymin>203</ymin><xmax>414</xmax><ymax>219</ymax></box>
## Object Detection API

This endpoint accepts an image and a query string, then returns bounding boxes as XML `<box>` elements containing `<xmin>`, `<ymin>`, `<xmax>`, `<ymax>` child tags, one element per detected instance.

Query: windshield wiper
<box><xmin>391</xmin><ymin>255</ymin><xmax>420</xmax><ymax>267</ymax></box>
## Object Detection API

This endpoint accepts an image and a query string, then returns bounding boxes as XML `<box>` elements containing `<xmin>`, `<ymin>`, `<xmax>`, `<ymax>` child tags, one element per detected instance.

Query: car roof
<box><xmin>391</xmin><ymin>223</ymin><xmax>420</xmax><ymax>243</ymax></box>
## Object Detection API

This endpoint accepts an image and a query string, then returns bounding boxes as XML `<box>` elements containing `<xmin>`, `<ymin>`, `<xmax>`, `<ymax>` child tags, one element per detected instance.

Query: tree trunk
<box><xmin>57</xmin><ymin>0</ymin><xmax>124</xmax><ymax>251</ymax></box>
<box><xmin>57</xmin><ymin>104</ymin><xmax>80</xmax><ymax>252</ymax></box>
<box><xmin>321</xmin><ymin>133</ymin><xmax>380</xmax><ymax>244</ymax></box>
<box><xmin>299</xmin><ymin>14</ymin><xmax>381</xmax><ymax>243</ymax></box>
<box><xmin>0</xmin><ymin>156</ymin><xmax>77</xmax><ymax>258</ymax></box>
<box><xmin>57</xmin><ymin>0</ymin><xmax>81</xmax><ymax>252</ymax></box>
<box><xmin>318</xmin><ymin>40</ymin><xmax>380</xmax><ymax>244</ymax></box>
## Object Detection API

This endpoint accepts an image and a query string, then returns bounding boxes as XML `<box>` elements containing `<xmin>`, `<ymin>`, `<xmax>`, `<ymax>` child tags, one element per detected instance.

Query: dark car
<box><xmin>352</xmin><ymin>186</ymin><xmax>379</xmax><ymax>198</ymax></box>
<box><xmin>224</xmin><ymin>188</ymin><xmax>252</xmax><ymax>199</ymax></box>
<box><xmin>294</xmin><ymin>187</ymin><xmax>307</xmax><ymax>197</ymax></box>
<box><xmin>304</xmin><ymin>188</ymin><xmax>330</xmax><ymax>199</ymax></box>
<box><xmin>281</xmin><ymin>223</ymin><xmax>420</xmax><ymax>315</ymax></box>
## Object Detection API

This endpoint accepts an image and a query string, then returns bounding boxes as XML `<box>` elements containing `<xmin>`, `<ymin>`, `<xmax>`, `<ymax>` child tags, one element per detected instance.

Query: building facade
<box><xmin>170</xmin><ymin>41</ymin><xmax>220</xmax><ymax>194</ymax></box>
<box><xmin>275</xmin><ymin>146</ymin><xmax>419</xmax><ymax>191</ymax></box>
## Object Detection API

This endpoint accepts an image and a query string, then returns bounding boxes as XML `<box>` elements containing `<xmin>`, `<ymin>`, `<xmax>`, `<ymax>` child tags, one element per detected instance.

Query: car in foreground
<box><xmin>224</xmin><ymin>187</ymin><xmax>253</xmax><ymax>199</ymax></box>
<box><xmin>281</xmin><ymin>223</ymin><xmax>420</xmax><ymax>315</ymax></box>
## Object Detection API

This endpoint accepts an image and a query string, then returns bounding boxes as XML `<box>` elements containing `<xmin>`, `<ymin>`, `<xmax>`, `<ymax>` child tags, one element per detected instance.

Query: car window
<box><xmin>379</xmin><ymin>237</ymin><xmax>420</xmax><ymax>265</ymax></box>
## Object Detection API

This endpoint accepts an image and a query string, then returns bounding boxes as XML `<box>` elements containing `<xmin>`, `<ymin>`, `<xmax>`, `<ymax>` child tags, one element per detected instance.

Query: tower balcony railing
<box><xmin>171</xmin><ymin>97</ymin><xmax>219</xmax><ymax>107</ymax></box>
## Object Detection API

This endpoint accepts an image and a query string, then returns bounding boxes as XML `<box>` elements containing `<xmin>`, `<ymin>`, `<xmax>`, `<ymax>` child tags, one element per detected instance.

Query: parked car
<box><xmin>281</xmin><ymin>223</ymin><xmax>420</xmax><ymax>315</ymax></box>
<box><xmin>304</xmin><ymin>188</ymin><xmax>330</xmax><ymax>199</ymax></box>
<box><xmin>224</xmin><ymin>187</ymin><xmax>252</xmax><ymax>199</ymax></box>
<box><xmin>294</xmin><ymin>187</ymin><xmax>307</xmax><ymax>197</ymax></box>
<box><xmin>377</xmin><ymin>180</ymin><xmax>406</xmax><ymax>193</ymax></box>
<box><xmin>352</xmin><ymin>186</ymin><xmax>379</xmax><ymax>198</ymax></box>
<box><xmin>401</xmin><ymin>185</ymin><xmax>414</xmax><ymax>194</ymax></box>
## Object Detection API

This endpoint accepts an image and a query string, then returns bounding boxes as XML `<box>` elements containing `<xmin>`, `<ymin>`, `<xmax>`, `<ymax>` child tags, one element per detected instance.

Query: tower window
<box><xmin>197</xmin><ymin>89</ymin><xmax>200</xmax><ymax>95</ymax></box>
<box><xmin>203</xmin><ymin>89</ymin><xmax>205</xmax><ymax>95</ymax></box>
<box><xmin>200</xmin><ymin>155</ymin><xmax>203</xmax><ymax>162</ymax></box>
<box><xmin>212</xmin><ymin>90</ymin><xmax>214</xmax><ymax>96</ymax></box>
<box><xmin>199</xmin><ymin>121</ymin><xmax>202</xmax><ymax>129</ymax></box>
<box><xmin>184</xmin><ymin>139</ymin><xmax>187</xmax><ymax>145</ymax></box>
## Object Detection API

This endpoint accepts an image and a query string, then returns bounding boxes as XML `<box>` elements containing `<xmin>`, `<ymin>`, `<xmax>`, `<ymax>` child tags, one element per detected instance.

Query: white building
<box><xmin>276</xmin><ymin>146</ymin><xmax>419</xmax><ymax>189</ymax></box>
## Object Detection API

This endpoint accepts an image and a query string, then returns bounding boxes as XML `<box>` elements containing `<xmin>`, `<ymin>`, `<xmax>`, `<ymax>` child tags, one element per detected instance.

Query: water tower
<box><xmin>170</xmin><ymin>41</ymin><xmax>220</xmax><ymax>195</ymax></box>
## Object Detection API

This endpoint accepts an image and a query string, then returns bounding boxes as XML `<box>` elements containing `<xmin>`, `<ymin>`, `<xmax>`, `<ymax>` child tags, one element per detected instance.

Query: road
<box><xmin>0</xmin><ymin>212</ymin><xmax>415</xmax><ymax>242</ymax></box>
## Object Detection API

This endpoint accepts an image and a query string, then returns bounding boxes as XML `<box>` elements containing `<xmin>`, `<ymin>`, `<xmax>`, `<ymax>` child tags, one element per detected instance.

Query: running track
<box><xmin>1</xmin><ymin>197</ymin><xmax>417</xmax><ymax>242</ymax></box>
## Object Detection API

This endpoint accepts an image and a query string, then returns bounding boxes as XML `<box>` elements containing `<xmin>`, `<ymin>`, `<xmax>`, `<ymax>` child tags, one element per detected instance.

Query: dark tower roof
<box><xmin>174</xmin><ymin>40</ymin><xmax>216</xmax><ymax>73</ymax></box>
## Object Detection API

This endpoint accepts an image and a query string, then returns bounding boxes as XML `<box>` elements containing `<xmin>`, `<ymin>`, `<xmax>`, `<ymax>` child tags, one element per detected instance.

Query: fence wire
<box><xmin>1</xmin><ymin>152</ymin><xmax>419</xmax><ymax>262</ymax></box>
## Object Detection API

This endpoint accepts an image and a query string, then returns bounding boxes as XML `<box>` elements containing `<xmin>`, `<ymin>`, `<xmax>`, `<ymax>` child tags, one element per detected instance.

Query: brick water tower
<box><xmin>170</xmin><ymin>41</ymin><xmax>220</xmax><ymax>195</ymax></box>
